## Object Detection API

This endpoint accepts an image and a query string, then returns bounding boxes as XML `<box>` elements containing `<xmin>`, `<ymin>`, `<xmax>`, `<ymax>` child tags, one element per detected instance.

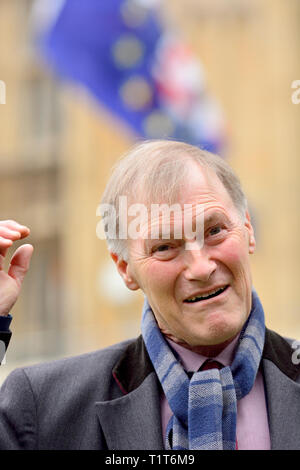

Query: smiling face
<box><xmin>113</xmin><ymin>161</ymin><xmax>256</xmax><ymax>347</ymax></box>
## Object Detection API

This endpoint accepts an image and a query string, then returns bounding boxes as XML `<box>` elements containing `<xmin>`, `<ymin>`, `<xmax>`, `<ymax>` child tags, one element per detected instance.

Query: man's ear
<box><xmin>244</xmin><ymin>210</ymin><xmax>256</xmax><ymax>254</ymax></box>
<box><xmin>110</xmin><ymin>253</ymin><xmax>140</xmax><ymax>290</ymax></box>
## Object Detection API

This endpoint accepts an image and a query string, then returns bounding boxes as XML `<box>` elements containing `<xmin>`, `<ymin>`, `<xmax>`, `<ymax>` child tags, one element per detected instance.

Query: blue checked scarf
<box><xmin>141</xmin><ymin>289</ymin><xmax>265</xmax><ymax>450</ymax></box>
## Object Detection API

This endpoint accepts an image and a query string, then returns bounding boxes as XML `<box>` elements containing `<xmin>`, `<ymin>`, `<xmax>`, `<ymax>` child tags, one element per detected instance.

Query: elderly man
<box><xmin>0</xmin><ymin>140</ymin><xmax>299</xmax><ymax>450</ymax></box>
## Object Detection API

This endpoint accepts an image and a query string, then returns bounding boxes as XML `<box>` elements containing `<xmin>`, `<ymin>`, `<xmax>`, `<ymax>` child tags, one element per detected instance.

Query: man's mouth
<box><xmin>184</xmin><ymin>285</ymin><xmax>229</xmax><ymax>303</ymax></box>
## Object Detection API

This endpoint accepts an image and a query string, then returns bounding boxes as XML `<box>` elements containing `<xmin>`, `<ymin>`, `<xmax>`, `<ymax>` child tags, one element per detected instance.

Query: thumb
<box><xmin>8</xmin><ymin>244</ymin><xmax>34</xmax><ymax>287</ymax></box>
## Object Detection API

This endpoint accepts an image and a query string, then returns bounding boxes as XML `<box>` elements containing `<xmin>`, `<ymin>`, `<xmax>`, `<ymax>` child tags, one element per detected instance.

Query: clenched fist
<box><xmin>0</xmin><ymin>220</ymin><xmax>33</xmax><ymax>317</ymax></box>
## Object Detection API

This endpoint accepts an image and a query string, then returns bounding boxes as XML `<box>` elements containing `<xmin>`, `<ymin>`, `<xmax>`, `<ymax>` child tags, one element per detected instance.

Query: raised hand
<box><xmin>0</xmin><ymin>220</ymin><xmax>33</xmax><ymax>317</ymax></box>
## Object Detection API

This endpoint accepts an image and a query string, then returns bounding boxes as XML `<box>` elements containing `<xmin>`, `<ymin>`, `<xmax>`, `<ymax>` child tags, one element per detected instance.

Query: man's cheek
<box><xmin>148</xmin><ymin>263</ymin><xmax>176</xmax><ymax>285</ymax></box>
<box><xmin>217</xmin><ymin>239</ymin><xmax>243</xmax><ymax>265</ymax></box>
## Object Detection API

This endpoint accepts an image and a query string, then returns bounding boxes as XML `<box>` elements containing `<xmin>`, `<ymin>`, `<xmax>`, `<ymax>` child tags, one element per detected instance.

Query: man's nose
<box><xmin>183</xmin><ymin>243</ymin><xmax>217</xmax><ymax>282</ymax></box>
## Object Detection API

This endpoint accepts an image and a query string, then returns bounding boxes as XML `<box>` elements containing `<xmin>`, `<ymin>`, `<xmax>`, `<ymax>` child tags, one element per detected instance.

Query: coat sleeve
<box><xmin>0</xmin><ymin>330</ymin><xmax>12</xmax><ymax>364</ymax></box>
<box><xmin>0</xmin><ymin>368</ymin><xmax>37</xmax><ymax>449</ymax></box>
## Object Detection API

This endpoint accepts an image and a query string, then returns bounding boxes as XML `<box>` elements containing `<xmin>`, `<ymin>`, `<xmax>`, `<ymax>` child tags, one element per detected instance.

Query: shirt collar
<box><xmin>166</xmin><ymin>334</ymin><xmax>240</xmax><ymax>372</ymax></box>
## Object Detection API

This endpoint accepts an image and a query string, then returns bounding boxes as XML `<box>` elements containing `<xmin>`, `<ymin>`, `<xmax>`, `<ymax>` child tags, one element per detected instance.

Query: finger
<box><xmin>0</xmin><ymin>227</ymin><xmax>22</xmax><ymax>241</ymax></box>
<box><xmin>0</xmin><ymin>224</ymin><xmax>30</xmax><ymax>258</ymax></box>
<box><xmin>0</xmin><ymin>237</ymin><xmax>13</xmax><ymax>261</ymax></box>
<box><xmin>8</xmin><ymin>244</ymin><xmax>34</xmax><ymax>287</ymax></box>
<box><xmin>0</xmin><ymin>220</ymin><xmax>28</xmax><ymax>229</ymax></box>
<box><xmin>0</xmin><ymin>221</ymin><xmax>30</xmax><ymax>239</ymax></box>
<box><xmin>19</xmin><ymin>226</ymin><xmax>30</xmax><ymax>240</ymax></box>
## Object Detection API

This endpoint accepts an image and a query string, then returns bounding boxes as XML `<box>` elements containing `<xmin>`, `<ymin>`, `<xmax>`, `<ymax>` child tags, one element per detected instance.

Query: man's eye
<box><xmin>208</xmin><ymin>226</ymin><xmax>223</xmax><ymax>236</ymax></box>
<box><xmin>155</xmin><ymin>244</ymin><xmax>171</xmax><ymax>252</ymax></box>
<box><xmin>151</xmin><ymin>243</ymin><xmax>179</xmax><ymax>259</ymax></box>
<box><xmin>209</xmin><ymin>226</ymin><xmax>221</xmax><ymax>236</ymax></box>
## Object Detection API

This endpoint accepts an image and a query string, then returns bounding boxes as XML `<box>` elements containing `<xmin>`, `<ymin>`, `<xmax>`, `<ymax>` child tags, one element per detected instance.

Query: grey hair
<box><xmin>100</xmin><ymin>139</ymin><xmax>248</xmax><ymax>260</ymax></box>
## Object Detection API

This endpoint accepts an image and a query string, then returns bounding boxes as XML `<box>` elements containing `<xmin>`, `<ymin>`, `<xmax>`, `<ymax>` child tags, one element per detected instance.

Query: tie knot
<box><xmin>200</xmin><ymin>359</ymin><xmax>223</xmax><ymax>371</ymax></box>
<box><xmin>186</xmin><ymin>359</ymin><xmax>224</xmax><ymax>378</ymax></box>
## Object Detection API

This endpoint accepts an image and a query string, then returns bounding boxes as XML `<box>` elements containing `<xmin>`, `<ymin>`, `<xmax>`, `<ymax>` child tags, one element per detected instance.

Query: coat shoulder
<box><xmin>8</xmin><ymin>338</ymin><xmax>136</xmax><ymax>403</ymax></box>
<box><xmin>23</xmin><ymin>338</ymin><xmax>134</xmax><ymax>377</ymax></box>
<box><xmin>0</xmin><ymin>339</ymin><xmax>139</xmax><ymax>449</ymax></box>
<box><xmin>263</xmin><ymin>328</ymin><xmax>300</xmax><ymax>382</ymax></box>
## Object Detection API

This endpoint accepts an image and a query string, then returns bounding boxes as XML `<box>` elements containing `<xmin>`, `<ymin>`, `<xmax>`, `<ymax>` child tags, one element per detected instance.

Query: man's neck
<box><xmin>163</xmin><ymin>333</ymin><xmax>239</xmax><ymax>357</ymax></box>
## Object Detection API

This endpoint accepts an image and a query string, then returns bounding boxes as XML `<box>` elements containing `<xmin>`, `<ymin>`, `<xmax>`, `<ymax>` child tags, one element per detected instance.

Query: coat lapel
<box><xmin>263</xmin><ymin>359</ymin><xmax>300</xmax><ymax>449</ymax></box>
<box><xmin>95</xmin><ymin>372</ymin><xmax>164</xmax><ymax>450</ymax></box>
<box><xmin>263</xmin><ymin>329</ymin><xmax>300</xmax><ymax>449</ymax></box>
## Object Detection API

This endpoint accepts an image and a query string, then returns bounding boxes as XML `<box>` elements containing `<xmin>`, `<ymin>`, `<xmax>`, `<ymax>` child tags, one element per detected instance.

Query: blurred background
<box><xmin>0</xmin><ymin>0</ymin><xmax>299</xmax><ymax>383</ymax></box>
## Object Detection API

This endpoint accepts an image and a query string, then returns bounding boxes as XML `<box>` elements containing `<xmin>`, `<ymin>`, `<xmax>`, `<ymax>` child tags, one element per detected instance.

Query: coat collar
<box><xmin>112</xmin><ymin>328</ymin><xmax>300</xmax><ymax>395</ymax></box>
<box><xmin>263</xmin><ymin>328</ymin><xmax>300</xmax><ymax>381</ymax></box>
<box><xmin>111</xmin><ymin>334</ymin><xmax>155</xmax><ymax>394</ymax></box>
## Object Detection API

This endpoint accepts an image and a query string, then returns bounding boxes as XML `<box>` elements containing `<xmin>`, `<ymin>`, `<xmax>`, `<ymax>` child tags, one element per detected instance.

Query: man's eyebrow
<box><xmin>144</xmin><ymin>232</ymin><xmax>178</xmax><ymax>243</ymax></box>
<box><xmin>203</xmin><ymin>212</ymin><xmax>229</xmax><ymax>224</ymax></box>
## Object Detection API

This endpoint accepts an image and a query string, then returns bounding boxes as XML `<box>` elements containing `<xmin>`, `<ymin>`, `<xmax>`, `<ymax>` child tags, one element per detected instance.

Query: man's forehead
<box><xmin>137</xmin><ymin>163</ymin><xmax>228</xmax><ymax>206</ymax></box>
<box><xmin>122</xmin><ymin>162</ymin><xmax>237</xmax><ymax>242</ymax></box>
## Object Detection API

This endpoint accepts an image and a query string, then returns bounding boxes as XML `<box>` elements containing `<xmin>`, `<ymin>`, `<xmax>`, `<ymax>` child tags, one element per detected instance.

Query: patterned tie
<box><xmin>187</xmin><ymin>360</ymin><xmax>238</xmax><ymax>450</ymax></box>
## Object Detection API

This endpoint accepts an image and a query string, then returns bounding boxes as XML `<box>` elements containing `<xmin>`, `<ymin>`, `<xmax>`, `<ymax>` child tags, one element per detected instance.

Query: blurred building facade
<box><xmin>0</xmin><ymin>0</ymin><xmax>65</xmax><ymax>367</ymax></box>
<box><xmin>0</xmin><ymin>0</ymin><xmax>299</xmax><ymax>382</ymax></box>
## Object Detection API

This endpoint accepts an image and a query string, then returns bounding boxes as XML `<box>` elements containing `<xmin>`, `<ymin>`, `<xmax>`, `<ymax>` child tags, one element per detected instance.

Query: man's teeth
<box><xmin>186</xmin><ymin>286</ymin><xmax>227</xmax><ymax>303</ymax></box>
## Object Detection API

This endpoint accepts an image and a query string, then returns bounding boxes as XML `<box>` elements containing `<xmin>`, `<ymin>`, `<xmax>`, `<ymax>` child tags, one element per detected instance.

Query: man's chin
<box><xmin>184</xmin><ymin>318</ymin><xmax>244</xmax><ymax>350</ymax></box>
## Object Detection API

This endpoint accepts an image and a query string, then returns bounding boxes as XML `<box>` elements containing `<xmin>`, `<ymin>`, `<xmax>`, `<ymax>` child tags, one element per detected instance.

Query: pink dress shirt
<box><xmin>161</xmin><ymin>336</ymin><xmax>271</xmax><ymax>450</ymax></box>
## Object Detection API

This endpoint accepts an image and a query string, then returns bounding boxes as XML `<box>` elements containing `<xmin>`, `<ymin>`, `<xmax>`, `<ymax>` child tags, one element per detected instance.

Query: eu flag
<box><xmin>39</xmin><ymin>0</ymin><xmax>225</xmax><ymax>153</ymax></box>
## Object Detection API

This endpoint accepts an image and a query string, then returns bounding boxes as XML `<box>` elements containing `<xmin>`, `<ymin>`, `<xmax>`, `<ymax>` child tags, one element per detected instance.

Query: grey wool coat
<box><xmin>0</xmin><ymin>328</ymin><xmax>299</xmax><ymax>450</ymax></box>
